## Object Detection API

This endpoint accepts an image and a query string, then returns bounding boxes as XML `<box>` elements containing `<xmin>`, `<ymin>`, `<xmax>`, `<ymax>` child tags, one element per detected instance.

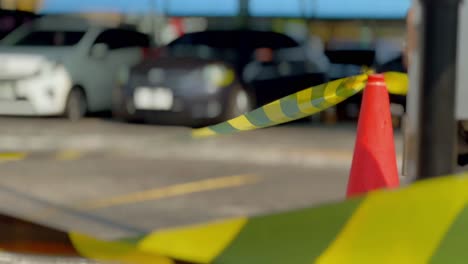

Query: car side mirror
<box><xmin>90</xmin><ymin>43</ymin><xmax>109</xmax><ymax>59</ymax></box>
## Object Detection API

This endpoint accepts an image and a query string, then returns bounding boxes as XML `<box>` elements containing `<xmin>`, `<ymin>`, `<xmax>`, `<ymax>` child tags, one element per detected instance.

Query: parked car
<box><xmin>0</xmin><ymin>15</ymin><xmax>150</xmax><ymax>120</ymax></box>
<box><xmin>112</xmin><ymin>30</ymin><xmax>326</xmax><ymax>126</ymax></box>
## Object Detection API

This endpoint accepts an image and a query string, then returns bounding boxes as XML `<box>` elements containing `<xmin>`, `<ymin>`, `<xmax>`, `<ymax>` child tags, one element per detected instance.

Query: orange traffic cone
<box><xmin>346</xmin><ymin>74</ymin><xmax>400</xmax><ymax>197</ymax></box>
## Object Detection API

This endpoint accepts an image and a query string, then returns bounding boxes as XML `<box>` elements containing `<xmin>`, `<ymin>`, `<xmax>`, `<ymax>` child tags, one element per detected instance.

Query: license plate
<box><xmin>0</xmin><ymin>82</ymin><xmax>14</xmax><ymax>100</ymax></box>
<box><xmin>134</xmin><ymin>87</ymin><xmax>173</xmax><ymax>111</ymax></box>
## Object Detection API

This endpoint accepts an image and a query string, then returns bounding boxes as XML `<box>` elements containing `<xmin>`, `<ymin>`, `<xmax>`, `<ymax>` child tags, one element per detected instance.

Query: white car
<box><xmin>0</xmin><ymin>16</ymin><xmax>150</xmax><ymax>120</ymax></box>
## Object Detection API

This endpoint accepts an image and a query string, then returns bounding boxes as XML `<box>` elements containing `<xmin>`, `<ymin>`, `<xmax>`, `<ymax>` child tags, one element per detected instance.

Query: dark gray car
<box><xmin>113</xmin><ymin>30</ymin><xmax>326</xmax><ymax>127</ymax></box>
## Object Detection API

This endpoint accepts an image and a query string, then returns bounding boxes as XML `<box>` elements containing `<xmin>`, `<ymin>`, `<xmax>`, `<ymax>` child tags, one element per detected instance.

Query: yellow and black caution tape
<box><xmin>2</xmin><ymin>172</ymin><xmax>467</xmax><ymax>264</ymax></box>
<box><xmin>384</xmin><ymin>71</ymin><xmax>409</xmax><ymax>95</ymax></box>
<box><xmin>193</xmin><ymin>72</ymin><xmax>408</xmax><ymax>138</ymax></box>
<box><xmin>73</xmin><ymin>173</ymin><xmax>468</xmax><ymax>264</ymax></box>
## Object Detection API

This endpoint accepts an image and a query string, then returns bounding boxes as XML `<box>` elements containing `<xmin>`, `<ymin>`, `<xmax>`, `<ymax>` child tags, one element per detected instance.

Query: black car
<box><xmin>112</xmin><ymin>30</ymin><xmax>326</xmax><ymax>127</ymax></box>
<box><xmin>0</xmin><ymin>10</ymin><xmax>40</xmax><ymax>40</ymax></box>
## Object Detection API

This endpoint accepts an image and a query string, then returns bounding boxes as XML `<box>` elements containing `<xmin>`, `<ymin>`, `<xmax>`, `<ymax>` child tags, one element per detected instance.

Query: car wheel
<box><xmin>65</xmin><ymin>87</ymin><xmax>87</xmax><ymax>121</ymax></box>
<box><xmin>112</xmin><ymin>92</ymin><xmax>141</xmax><ymax>123</ymax></box>
<box><xmin>111</xmin><ymin>86</ymin><xmax>128</xmax><ymax>121</ymax></box>
<box><xmin>224</xmin><ymin>87</ymin><xmax>253</xmax><ymax>120</ymax></box>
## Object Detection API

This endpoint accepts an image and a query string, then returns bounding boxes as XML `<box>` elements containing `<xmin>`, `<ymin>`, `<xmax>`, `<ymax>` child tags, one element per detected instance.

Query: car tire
<box><xmin>223</xmin><ymin>86</ymin><xmax>253</xmax><ymax>121</ymax></box>
<box><xmin>112</xmin><ymin>91</ymin><xmax>141</xmax><ymax>123</ymax></box>
<box><xmin>111</xmin><ymin>86</ymin><xmax>128</xmax><ymax>121</ymax></box>
<box><xmin>65</xmin><ymin>87</ymin><xmax>87</xmax><ymax>121</ymax></box>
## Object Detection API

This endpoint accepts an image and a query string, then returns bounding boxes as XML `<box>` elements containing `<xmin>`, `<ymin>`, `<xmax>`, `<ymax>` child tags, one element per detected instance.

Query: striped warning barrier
<box><xmin>2</xmin><ymin>172</ymin><xmax>466</xmax><ymax>263</ymax></box>
<box><xmin>193</xmin><ymin>72</ymin><xmax>408</xmax><ymax>138</ymax></box>
<box><xmin>124</xmin><ymin>172</ymin><xmax>468</xmax><ymax>264</ymax></box>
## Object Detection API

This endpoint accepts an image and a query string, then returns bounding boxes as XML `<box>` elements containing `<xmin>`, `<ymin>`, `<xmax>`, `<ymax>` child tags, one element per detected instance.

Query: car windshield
<box><xmin>166</xmin><ymin>31</ymin><xmax>299</xmax><ymax>68</ymax></box>
<box><xmin>13</xmin><ymin>30</ymin><xmax>85</xmax><ymax>46</ymax></box>
<box><xmin>166</xmin><ymin>44</ymin><xmax>236</xmax><ymax>61</ymax></box>
<box><xmin>169</xmin><ymin>30</ymin><xmax>298</xmax><ymax>49</ymax></box>
<box><xmin>2</xmin><ymin>30</ymin><xmax>85</xmax><ymax>46</ymax></box>
<box><xmin>325</xmin><ymin>49</ymin><xmax>376</xmax><ymax>79</ymax></box>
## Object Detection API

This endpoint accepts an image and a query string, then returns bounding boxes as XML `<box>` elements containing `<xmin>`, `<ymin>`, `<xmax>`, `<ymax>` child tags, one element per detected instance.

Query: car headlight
<box><xmin>117</xmin><ymin>67</ymin><xmax>130</xmax><ymax>85</ymax></box>
<box><xmin>32</xmin><ymin>67</ymin><xmax>45</xmax><ymax>77</ymax></box>
<box><xmin>202</xmin><ymin>64</ymin><xmax>235</xmax><ymax>91</ymax></box>
<box><xmin>32</xmin><ymin>60</ymin><xmax>62</xmax><ymax>77</ymax></box>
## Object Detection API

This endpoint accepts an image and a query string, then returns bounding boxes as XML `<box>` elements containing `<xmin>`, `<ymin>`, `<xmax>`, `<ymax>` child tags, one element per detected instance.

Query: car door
<box><xmin>92</xmin><ymin>29</ymin><xmax>149</xmax><ymax>111</ymax></box>
<box><xmin>80</xmin><ymin>29</ymin><xmax>117</xmax><ymax>112</ymax></box>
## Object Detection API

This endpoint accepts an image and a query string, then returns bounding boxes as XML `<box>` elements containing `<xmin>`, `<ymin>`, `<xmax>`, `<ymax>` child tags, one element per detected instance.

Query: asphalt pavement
<box><xmin>0</xmin><ymin>116</ymin><xmax>404</xmax><ymax>239</ymax></box>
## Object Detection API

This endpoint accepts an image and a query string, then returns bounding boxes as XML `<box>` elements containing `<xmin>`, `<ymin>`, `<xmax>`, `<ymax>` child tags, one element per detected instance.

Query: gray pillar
<box><xmin>412</xmin><ymin>0</ymin><xmax>462</xmax><ymax>179</ymax></box>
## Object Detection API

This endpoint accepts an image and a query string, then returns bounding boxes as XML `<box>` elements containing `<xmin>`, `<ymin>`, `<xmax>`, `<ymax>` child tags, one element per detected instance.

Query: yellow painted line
<box><xmin>139</xmin><ymin>218</ymin><xmax>247</xmax><ymax>263</ymax></box>
<box><xmin>80</xmin><ymin>174</ymin><xmax>261</xmax><ymax>210</ymax></box>
<box><xmin>56</xmin><ymin>150</ymin><xmax>83</xmax><ymax>161</ymax></box>
<box><xmin>317</xmin><ymin>175</ymin><xmax>468</xmax><ymax>264</ymax></box>
<box><xmin>0</xmin><ymin>152</ymin><xmax>27</xmax><ymax>161</ymax></box>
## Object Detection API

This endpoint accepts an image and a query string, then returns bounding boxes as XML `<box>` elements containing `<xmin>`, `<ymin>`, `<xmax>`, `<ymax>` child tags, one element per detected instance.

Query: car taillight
<box><xmin>141</xmin><ymin>48</ymin><xmax>149</xmax><ymax>58</ymax></box>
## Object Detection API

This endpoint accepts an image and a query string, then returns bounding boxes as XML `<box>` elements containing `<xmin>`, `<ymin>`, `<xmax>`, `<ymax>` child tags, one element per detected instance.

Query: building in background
<box><xmin>0</xmin><ymin>0</ymin><xmax>42</xmax><ymax>40</ymax></box>
<box><xmin>17</xmin><ymin>0</ymin><xmax>407</xmax><ymax>63</ymax></box>
<box><xmin>0</xmin><ymin>0</ymin><xmax>42</xmax><ymax>12</ymax></box>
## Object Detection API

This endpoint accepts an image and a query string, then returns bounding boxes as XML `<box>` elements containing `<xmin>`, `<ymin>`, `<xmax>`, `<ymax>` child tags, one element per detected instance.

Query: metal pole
<box><xmin>238</xmin><ymin>0</ymin><xmax>249</xmax><ymax>29</ymax></box>
<box><xmin>149</xmin><ymin>0</ymin><xmax>157</xmax><ymax>45</ymax></box>
<box><xmin>414</xmin><ymin>0</ymin><xmax>462</xmax><ymax>179</ymax></box>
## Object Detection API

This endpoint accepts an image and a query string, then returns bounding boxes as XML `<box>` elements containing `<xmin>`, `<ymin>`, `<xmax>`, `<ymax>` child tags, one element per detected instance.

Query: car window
<box><xmin>169</xmin><ymin>32</ymin><xmax>240</xmax><ymax>49</ymax></box>
<box><xmin>122</xmin><ymin>30</ymin><xmax>150</xmax><ymax>47</ymax></box>
<box><xmin>12</xmin><ymin>31</ymin><xmax>85</xmax><ymax>46</ymax></box>
<box><xmin>169</xmin><ymin>31</ymin><xmax>298</xmax><ymax>51</ymax></box>
<box><xmin>167</xmin><ymin>31</ymin><xmax>299</xmax><ymax>69</ymax></box>
<box><xmin>94</xmin><ymin>29</ymin><xmax>150</xmax><ymax>50</ymax></box>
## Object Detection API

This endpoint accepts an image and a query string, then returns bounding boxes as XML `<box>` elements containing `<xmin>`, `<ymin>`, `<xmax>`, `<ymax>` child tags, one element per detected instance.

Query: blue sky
<box><xmin>40</xmin><ymin>0</ymin><xmax>239</xmax><ymax>16</ymax></box>
<box><xmin>40</xmin><ymin>0</ymin><xmax>411</xmax><ymax>19</ymax></box>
